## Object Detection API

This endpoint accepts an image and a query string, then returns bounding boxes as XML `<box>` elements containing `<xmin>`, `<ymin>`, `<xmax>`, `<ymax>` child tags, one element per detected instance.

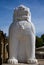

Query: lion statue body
<box><xmin>8</xmin><ymin>5</ymin><xmax>37</xmax><ymax>64</ymax></box>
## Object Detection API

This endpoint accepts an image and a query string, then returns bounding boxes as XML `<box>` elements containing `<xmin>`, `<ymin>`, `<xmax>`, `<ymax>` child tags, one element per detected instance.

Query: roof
<box><xmin>36</xmin><ymin>46</ymin><xmax>44</xmax><ymax>50</ymax></box>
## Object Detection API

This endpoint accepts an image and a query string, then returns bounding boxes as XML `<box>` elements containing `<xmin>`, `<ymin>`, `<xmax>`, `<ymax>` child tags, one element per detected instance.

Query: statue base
<box><xmin>2</xmin><ymin>63</ymin><xmax>38</xmax><ymax>65</ymax></box>
<box><xmin>2</xmin><ymin>59</ymin><xmax>44</xmax><ymax>65</ymax></box>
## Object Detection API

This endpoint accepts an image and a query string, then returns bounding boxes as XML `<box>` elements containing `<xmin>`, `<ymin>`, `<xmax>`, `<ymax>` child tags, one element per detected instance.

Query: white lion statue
<box><xmin>8</xmin><ymin>5</ymin><xmax>37</xmax><ymax>64</ymax></box>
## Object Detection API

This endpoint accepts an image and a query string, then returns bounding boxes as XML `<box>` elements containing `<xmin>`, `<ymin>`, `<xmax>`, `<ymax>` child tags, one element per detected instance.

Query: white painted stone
<box><xmin>8</xmin><ymin>5</ymin><xmax>38</xmax><ymax>64</ymax></box>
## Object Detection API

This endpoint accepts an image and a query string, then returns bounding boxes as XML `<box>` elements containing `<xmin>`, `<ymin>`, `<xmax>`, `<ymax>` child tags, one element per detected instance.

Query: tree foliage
<box><xmin>36</xmin><ymin>36</ymin><xmax>43</xmax><ymax>48</ymax></box>
<box><xmin>41</xmin><ymin>34</ymin><xmax>44</xmax><ymax>42</ymax></box>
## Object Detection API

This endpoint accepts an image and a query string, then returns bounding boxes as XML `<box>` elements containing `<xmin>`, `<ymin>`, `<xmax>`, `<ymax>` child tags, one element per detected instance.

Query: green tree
<box><xmin>41</xmin><ymin>34</ymin><xmax>44</xmax><ymax>42</ymax></box>
<box><xmin>36</xmin><ymin>36</ymin><xmax>43</xmax><ymax>48</ymax></box>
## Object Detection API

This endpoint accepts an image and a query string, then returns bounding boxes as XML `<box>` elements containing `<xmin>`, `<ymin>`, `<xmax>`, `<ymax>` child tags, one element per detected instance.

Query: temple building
<box><xmin>0</xmin><ymin>30</ymin><xmax>8</xmax><ymax>64</ymax></box>
<box><xmin>36</xmin><ymin>46</ymin><xmax>44</xmax><ymax>59</ymax></box>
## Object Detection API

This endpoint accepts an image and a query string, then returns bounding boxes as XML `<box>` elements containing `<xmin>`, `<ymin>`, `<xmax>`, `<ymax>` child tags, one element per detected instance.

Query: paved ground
<box><xmin>2</xmin><ymin>59</ymin><xmax>44</xmax><ymax>65</ymax></box>
<box><xmin>38</xmin><ymin>59</ymin><xmax>44</xmax><ymax>65</ymax></box>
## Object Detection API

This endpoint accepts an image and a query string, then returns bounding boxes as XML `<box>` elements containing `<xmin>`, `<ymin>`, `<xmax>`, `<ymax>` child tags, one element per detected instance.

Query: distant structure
<box><xmin>0</xmin><ymin>30</ymin><xmax>8</xmax><ymax>64</ymax></box>
<box><xmin>36</xmin><ymin>46</ymin><xmax>44</xmax><ymax>59</ymax></box>
<box><xmin>8</xmin><ymin>5</ymin><xmax>38</xmax><ymax>64</ymax></box>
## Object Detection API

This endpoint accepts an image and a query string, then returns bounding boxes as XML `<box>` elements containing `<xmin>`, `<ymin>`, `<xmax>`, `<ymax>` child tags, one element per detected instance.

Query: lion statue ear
<box><xmin>13</xmin><ymin>5</ymin><xmax>31</xmax><ymax>22</ymax></box>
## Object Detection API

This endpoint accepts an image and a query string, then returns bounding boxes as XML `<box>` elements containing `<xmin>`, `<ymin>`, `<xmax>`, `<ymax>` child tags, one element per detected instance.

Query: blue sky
<box><xmin>0</xmin><ymin>0</ymin><xmax>44</xmax><ymax>36</ymax></box>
